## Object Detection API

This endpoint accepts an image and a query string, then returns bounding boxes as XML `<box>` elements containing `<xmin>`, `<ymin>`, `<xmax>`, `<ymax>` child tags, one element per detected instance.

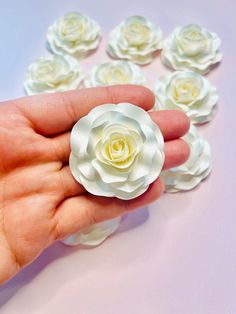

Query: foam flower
<box><xmin>69</xmin><ymin>103</ymin><xmax>165</xmax><ymax>200</ymax></box>
<box><xmin>161</xmin><ymin>125</ymin><xmax>212</xmax><ymax>192</ymax></box>
<box><xmin>162</xmin><ymin>24</ymin><xmax>222</xmax><ymax>74</ymax></box>
<box><xmin>84</xmin><ymin>61</ymin><xmax>146</xmax><ymax>87</ymax></box>
<box><xmin>24</xmin><ymin>54</ymin><xmax>84</xmax><ymax>95</ymax></box>
<box><xmin>62</xmin><ymin>218</ymin><xmax>121</xmax><ymax>246</ymax></box>
<box><xmin>47</xmin><ymin>12</ymin><xmax>102</xmax><ymax>58</ymax></box>
<box><xmin>153</xmin><ymin>70</ymin><xmax>218</xmax><ymax>124</ymax></box>
<box><xmin>107</xmin><ymin>16</ymin><xmax>162</xmax><ymax>65</ymax></box>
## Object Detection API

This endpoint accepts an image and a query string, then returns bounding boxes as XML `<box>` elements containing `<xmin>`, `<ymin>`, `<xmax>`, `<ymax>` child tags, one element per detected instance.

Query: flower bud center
<box><xmin>171</xmin><ymin>78</ymin><xmax>200</xmax><ymax>104</ymax></box>
<box><xmin>123</xmin><ymin>22</ymin><xmax>150</xmax><ymax>45</ymax></box>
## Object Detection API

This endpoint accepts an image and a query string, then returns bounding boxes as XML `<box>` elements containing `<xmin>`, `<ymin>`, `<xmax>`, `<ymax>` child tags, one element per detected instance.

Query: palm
<box><xmin>0</xmin><ymin>85</ymin><xmax>189</xmax><ymax>284</ymax></box>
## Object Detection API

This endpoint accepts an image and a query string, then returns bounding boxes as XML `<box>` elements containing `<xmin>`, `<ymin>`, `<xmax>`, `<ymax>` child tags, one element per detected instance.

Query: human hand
<box><xmin>0</xmin><ymin>85</ymin><xmax>189</xmax><ymax>284</ymax></box>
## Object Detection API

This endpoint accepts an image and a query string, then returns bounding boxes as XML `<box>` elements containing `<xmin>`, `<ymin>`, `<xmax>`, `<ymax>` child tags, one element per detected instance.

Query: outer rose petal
<box><xmin>161</xmin><ymin>125</ymin><xmax>212</xmax><ymax>192</ymax></box>
<box><xmin>62</xmin><ymin>217</ymin><xmax>121</xmax><ymax>246</ymax></box>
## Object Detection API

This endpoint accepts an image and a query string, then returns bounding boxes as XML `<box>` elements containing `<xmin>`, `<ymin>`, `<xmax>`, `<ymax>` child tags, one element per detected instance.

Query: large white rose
<box><xmin>107</xmin><ymin>16</ymin><xmax>163</xmax><ymax>65</ymax></box>
<box><xmin>24</xmin><ymin>54</ymin><xmax>84</xmax><ymax>95</ymax></box>
<box><xmin>153</xmin><ymin>70</ymin><xmax>218</xmax><ymax>124</ymax></box>
<box><xmin>47</xmin><ymin>12</ymin><xmax>102</xmax><ymax>58</ymax></box>
<box><xmin>62</xmin><ymin>217</ymin><xmax>121</xmax><ymax>246</ymax></box>
<box><xmin>69</xmin><ymin>103</ymin><xmax>165</xmax><ymax>200</ymax></box>
<box><xmin>161</xmin><ymin>125</ymin><xmax>212</xmax><ymax>192</ymax></box>
<box><xmin>162</xmin><ymin>24</ymin><xmax>222</xmax><ymax>74</ymax></box>
<box><xmin>84</xmin><ymin>61</ymin><xmax>146</xmax><ymax>87</ymax></box>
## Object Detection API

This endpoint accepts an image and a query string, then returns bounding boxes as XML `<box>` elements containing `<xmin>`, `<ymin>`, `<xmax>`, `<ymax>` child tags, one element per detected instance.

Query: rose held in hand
<box><xmin>70</xmin><ymin>103</ymin><xmax>165</xmax><ymax>200</ymax></box>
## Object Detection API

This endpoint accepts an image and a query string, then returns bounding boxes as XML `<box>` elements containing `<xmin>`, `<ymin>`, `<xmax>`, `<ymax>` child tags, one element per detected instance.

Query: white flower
<box><xmin>162</xmin><ymin>24</ymin><xmax>222</xmax><ymax>74</ymax></box>
<box><xmin>70</xmin><ymin>103</ymin><xmax>165</xmax><ymax>200</ymax></box>
<box><xmin>153</xmin><ymin>70</ymin><xmax>218</xmax><ymax>124</ymax></box>
<box><xmin>161</xmin><ymin>125</ymin><xmax>212</xmax><ymax>192</ymax></box>
<box><xmin>107</xmin><ymin>16</ymin><xmax>163</xmax><ymax>65</ymax></box>
<box><xmin>47</xmin><ymin>12</ymin><xmax>102</xmax><ymax>58</ymax></box>
<box><xmin>84</xmin><ymin>61</ymin><xmax>146</xmax><ymax>87</ymax></box>
<box><xmin>62</xmin><ymin>217</ymin><xmax>121</xmax><ymax>246</ymax></box>
<box><xmin>24</xmin><ymin>55</ymin><xmax>84</xmax><ymax>95</ymax></box>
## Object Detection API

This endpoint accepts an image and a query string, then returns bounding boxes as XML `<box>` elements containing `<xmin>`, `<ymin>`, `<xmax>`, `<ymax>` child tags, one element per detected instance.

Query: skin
<box><xmin>0</xmin><ymin>85</ymin><xmax>190</xmax><ymax>285</ymax></box>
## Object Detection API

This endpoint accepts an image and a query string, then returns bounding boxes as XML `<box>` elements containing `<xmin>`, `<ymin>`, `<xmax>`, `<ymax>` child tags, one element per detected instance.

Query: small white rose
<box><xmin>153</xmin><ymin>70</ymin><xmax>218</xmax><ymax>124</ymax></box>
<box><xmin>162</xmin><ymin>24</ymin><xmax>222</xmax><ymax>74</ymax></box>
<box><xmin>84</xmin><ymin>61</ymin><xmax>146</xmax><ymax>87</ymax></box>
<box><xmin>24</xmin><ymin>54</ymin><xmax>84</xmax><ymax>95</ymax></box>
<box><xmin>70</xmin><ymin>103</ymin><xmax>165</xmax><ymax>200</ymax></box>
<box><xmin>47</xmin><ymin>12</ymin><xmax>102</xmax><ymax>58</ymax></box>
<box><xmin>161</xmin><ymin>125</ymin><xmax>212</xmax><ymax>192</ymax></box>
<box><xmin>107</xmin><ymin>16</ymin><xmax>163</xmax><ymax>65</ymax></box>
<box><xmin>62</xmin><ymin>217</ymin><xmax>121</xmax><ymax>246</ymax></box>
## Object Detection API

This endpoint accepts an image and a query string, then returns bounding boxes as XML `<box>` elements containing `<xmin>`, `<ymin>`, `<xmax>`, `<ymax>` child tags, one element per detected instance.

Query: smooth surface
<box><xmin>0</xmin><ymin>1</ymin><xmax>236</xmax><ymax>313</ymax></box>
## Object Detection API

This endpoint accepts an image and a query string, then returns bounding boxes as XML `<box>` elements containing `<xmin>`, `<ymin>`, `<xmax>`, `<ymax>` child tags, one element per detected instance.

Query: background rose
<box><xmin>24</xmin><ymin>55</ymin><xmax>84</xmax><ymax>95</ymax></box>
<box><xmin>162</xmin><ymin>24</ymin><xmax>222</xmax><ymax>74</ymax></box>
<box><xmin>107</xmin><ymin>16</ymin><xmax>163</xmax><ymax>65</ymax></box>
<box><xmin>47</xmin><ymin>12</ymin><xmax>102</xmax><ymax>58</ymax></box>
<box><xmin>161</xmin><ymin>125</ymin><xmax>212</xmax><ymax>192</ymax></box>
<box><xmin>153</xmin><ymin>70</ymin><xmax>218</xmax><ymax>124</ymax></box>
<box><xmin>62</xmin><ymin>218</ymin><xmax>121</xmax><ymax>246</ymax></box>
<box><xmin>84</xmin><ymin>61</ymin><xmax>146</xmax><ymax>87</ymax></box>
<box><xmin>69</xmin><ymin>103</ymin><xmax>165</xmax><ymax>200</ymax></box>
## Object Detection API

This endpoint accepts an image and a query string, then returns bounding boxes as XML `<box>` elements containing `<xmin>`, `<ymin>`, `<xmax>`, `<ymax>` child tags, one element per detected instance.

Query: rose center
<box><xmin>171</xmin><ymin>78</ymin><xmax>200</xmax><ymax>104</ymax></box>
<box><xmin>97</xmin><ymin>66</ymin><xmax>131</xmax><ymax>85</ymax></box>
<box><xmin>60</xmin><ymin>17</ymin><xmax>85</xmax><ymax>42</ymax></box>
<box><xmin>95</xmin><ymin>124</ymin><xmax>143</xmax><ymax>169</ymax></box>
<box><xmin>178</xmin><ymin>26</ymin><xmax>208</xmax><ymax>56</ymax></box>
<box><xmin>123</xmin><ymin>22</ymin><xmax>151</xmax><ymax>45</ymax></box>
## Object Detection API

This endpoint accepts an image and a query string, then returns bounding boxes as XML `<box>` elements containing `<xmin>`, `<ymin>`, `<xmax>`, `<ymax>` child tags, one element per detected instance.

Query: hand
<box><xmin>0</xmin><ymin>85</ymin><xmax>190</xmax><ymax>284</ymax></box>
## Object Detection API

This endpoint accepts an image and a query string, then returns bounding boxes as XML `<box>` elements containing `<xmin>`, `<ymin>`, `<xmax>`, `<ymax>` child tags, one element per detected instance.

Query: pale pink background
<box><xmin>0</xmin><ymin>0</ymin><xmax>236</xmax><ymax>313</ymax></box>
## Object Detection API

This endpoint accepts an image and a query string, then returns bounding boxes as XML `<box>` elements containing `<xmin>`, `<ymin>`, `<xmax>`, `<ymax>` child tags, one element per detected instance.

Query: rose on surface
<box><xmin>47</xmin><ymin>12</ymin><xmax>102</xmax><ymax>58</ymax></box>
<box><xmin>69</xmin><ymin>103</ymin><xmax>165</xmax><ymax>200</ymax></box>
<box><xmin>84</xmin><ymin>61</ymin><xmax>146</xmax><ymax>87</ymax></box>
<box><xmin>107</xmin><ymin>16</ymin><xmax>163</xmax><ymax>65</ymax></box>
<box><xmin>153</xmin><ymin>70</ymin><xmax>218</xmax><ymax>124</ymax></box>
<box><xmin>62</xmin><ymin>217</ymin><xmax>121</xmax><ymax>246</ymax></box>
<box><xmin>162</xmin><ymin>24</ymin><xmax>222</xmax><ymax>74</ymax></box>
<box><xmin>161</xmin><ymin>125</ymin><xmax>212</xmax><ymax>192</ymax></box>
<box><xmin>24</xmin><ymin>54</ymin><xmax>84</xmax><ymax>95</ymax></box>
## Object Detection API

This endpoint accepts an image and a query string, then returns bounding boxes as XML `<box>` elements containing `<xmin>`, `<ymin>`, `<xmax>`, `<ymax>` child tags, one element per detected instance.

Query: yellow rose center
<box><xmin>97</xmin><ymin>65</ymin><xmax>131</xmax><ymax>85</ymax></box>
<box><xmin>178</xmin><ymin>25</ymin><xmax>208</xmax><ymax>56</ymax></box>
<box><xmin>33</xmin><ymin>58</ymin><xmax>69</xmax><ymax>85</ymax></box>
<box><xmin>59</xmin><ymin>15</ymin><xmax>85</xmax><ymax>42</ymax></box>
<box><xmin>171</xmin><ymin>78</ymin><xmax>200</xmax><ymax>104</ymax></box>
<box><xmin>123</xmin><ymin>22</ymin><xmax>151</xmax><ymax>46</ymax></box>
<box><xmin>95</xmin><ymin>124</ymin><xmax>143</xmax><ymax>169</ymax></box>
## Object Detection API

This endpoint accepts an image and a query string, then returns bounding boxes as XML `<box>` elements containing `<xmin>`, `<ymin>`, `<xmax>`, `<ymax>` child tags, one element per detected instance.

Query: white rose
<box><xmin>107</xmin><ymin>16</ymin><xmax>163</xmax><ymax>65</ymax></box>
<box><xmin>47</xmin><ymin>12</ymin><xmax>102</xmax><ymax>58</ymax></box>
<box><xmin>161</xmin><ymin>125</ymin><xmax>212</xmax><ymax>192</ymax></box>
<box><xmin>69</xmin><ymin>103</ymin><xmax>165</xmax><ymax>200</ymax></box>
<box><xmin>62</xmin><ymin>217</ymin><xmax>121</xmax><ymax>246</ymax></box>
<box><xmin>24</xmin><ymin>55</ymin><xmax>84</xmax><ymax>95</ymax></box>
<box><xmin>84</xmin><ymin>61</ymin><xmax>146</xmax><ymax>88</ymax></box>
<box><xmin>153</xmin><ymin>70</ymin><xmax>218</xmax><ymax>124</ymax></box>
<box><xmin>162</xmin><ymin>24</ymin><xmax>222</xmax><ymax>74</ymax></box>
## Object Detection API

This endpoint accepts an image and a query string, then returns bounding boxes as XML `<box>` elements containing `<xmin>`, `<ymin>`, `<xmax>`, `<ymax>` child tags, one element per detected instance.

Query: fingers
<box><xmin>149</xmin><ymin>110</ymin><xmax>190</xmax><ymax>141</ymax></box>
<box><xmin>163</xmin><ymin>139</ymin><xmax>190</xmax><ymax>169</ymax></box>
<box><xmin>54</xmin><ymin>178</ymin><xmax>164</xmax><ymax>239</ymax></box>
<box><xmin>13</xmin><ymin>85</ymin><xmax>155</xmax><ymax>136</ymax></box>
<box><xmin>57</xmin><ymin>166</ymin><xmax>86</xmax><ymax>197</ymax></box>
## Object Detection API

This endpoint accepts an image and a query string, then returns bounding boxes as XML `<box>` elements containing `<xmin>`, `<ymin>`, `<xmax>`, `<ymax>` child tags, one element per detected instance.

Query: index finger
<box><xmin>12</xmin><ymin>85</ymin><xmax>155</xmax><ymax>136</ymax></box>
